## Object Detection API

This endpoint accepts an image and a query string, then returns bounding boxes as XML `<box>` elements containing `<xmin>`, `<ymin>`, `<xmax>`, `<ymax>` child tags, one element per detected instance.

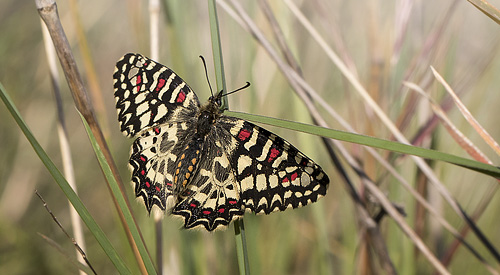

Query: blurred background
<box><xmin>1</xmin><ymin>0</ymin><xmax>500</xmax><ymax>274</ymax></box>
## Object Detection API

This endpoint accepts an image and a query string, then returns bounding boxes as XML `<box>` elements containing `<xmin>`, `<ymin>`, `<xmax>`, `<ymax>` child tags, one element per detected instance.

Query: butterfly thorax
<box><xmin>196</xmin><ymin>96</ymin><xmax>222</xmax><ymax>137</ymax></box>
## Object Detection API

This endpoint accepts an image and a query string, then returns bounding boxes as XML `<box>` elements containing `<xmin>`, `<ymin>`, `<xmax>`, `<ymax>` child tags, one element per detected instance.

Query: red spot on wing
<box><xmin>268</xmin><ymin>147</ymin><xmax>280</xmax><ymax>162</ymax></box>
<box><xmin>140</xmin><ymin>156</ymin><xmax>146</xmax><ymax>162</ymax></box>
<box><xmin>202</xmin><ymin>210</ymin><xmax>211</xmax><ymax>215</ymax></box>
<box><xmin>155</xmin><ymin>186</ymin><xmax>161</xmax><ymax>192</ymax></box>
<box><xmin>282</xmin><ymin>177</ymin><xmax>289</xmax><ymax>183</ymax></box>
<box><xmin>155</xmin><ymin>78</ymin><xmax>166</xmax><ymax>91</ymax></box>
<box><xmin>228</xmin><ymin>200</ymin><xmax>238</xmax><ymax>205</ymax></box>
<box><xmin>176</xmin><ymin>89</ymin><xmax>186</xmax><ymax>103</ymax></box>
<box><xmin>153</xmin><ymin>127</ymin><xmax>160</xmax><ymax>134</ymax></box>
<box><xmin>218</xmin><ymin>208</ymin><xmax>225</xmax><ymax>213</ymax></box>
<box><xmin>145</xmin><ymin>181</ymin><xmax>150</xmax><ymax>188</ymax></box>
<box><xmin>166</xmin><ymin>182</ymin><xmax>172</xmax><ymax>187</ymax></box>
<box><xmin>291</xmin><ymin>172</ymin><xmax>298</xmax><ymax>181</ymax></box>
<box><xmin>140</xmin><ymin>170</ymin><xmax>145</xmax><ymax>175</ymax></box>
<box><xmin>238</xmin><ymin>129</ymin><xmax>251</xmax><ymax>141</ymax></box>
<box><xmin>136</xmin><ymin>75</ymin><xmax>142</xmax><ymax>92</ymax></box>
<box><xmin>190</xmin><ymin>203</ymin><xmax>197</xmax><ymax>208</ymax></box>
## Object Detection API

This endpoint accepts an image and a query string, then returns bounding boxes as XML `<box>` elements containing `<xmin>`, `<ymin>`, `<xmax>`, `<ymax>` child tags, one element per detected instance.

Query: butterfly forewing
<box><xmin>114</xmin><ymin>53</ymin><xmax>329</xmax><ymax>231</ymax></box>
<box><xmin>114</xmin><ymin>53</ymin><xmax>200</xmax><ymax>137</ymax></box>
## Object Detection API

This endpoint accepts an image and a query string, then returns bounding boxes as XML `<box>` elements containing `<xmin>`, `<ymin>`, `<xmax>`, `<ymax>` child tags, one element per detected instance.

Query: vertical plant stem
<box><xmin>149</xmin><ymin>0</ymin><xmax>163</xmax><ymax>273</ymax></box>
<box><xmin>208</xmin><ymin>1</ymin><xmax>250</xmax><ymax>274</ymax></box>
<box><xmin>233</xmin><ymin>220</ymin><xmax>250</xmax><ymax>275</ymax></box>
<box><xmin>0</xmin><ymin>83</ymin><xmax>131</xmax><ymax>274</ymax></box>
<box><xmin>41</xmin><ymin>20</ymin><xmax>87</xmax><ymax>275</ymax></box>
<box><xmin>35</xmin><ymin>0</ymin><xmax>149</xmax><ymax>273</ymax></box>
<box><xmin>208</xmin><ymin>0</ymin><xmax>228</xmax><ymax>107</ymax></box>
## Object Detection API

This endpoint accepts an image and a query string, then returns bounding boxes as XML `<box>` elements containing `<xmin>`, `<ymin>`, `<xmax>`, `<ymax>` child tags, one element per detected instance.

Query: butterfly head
<box><xmin>208</xmin><ymin>82</ymin><xmax>251</xmax><ymax>111</ymax></box>
<box><xmin>209</xmin><ymin>92</ymin><xmax>224</xmax><ymax>108</ymax></box>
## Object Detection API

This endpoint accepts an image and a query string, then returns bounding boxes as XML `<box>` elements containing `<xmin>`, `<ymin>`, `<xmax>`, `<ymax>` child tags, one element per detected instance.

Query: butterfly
<box><xmin>113</xmin><ymin>53</ymin><xmax>329</xmax><ymax>231</ymax></box>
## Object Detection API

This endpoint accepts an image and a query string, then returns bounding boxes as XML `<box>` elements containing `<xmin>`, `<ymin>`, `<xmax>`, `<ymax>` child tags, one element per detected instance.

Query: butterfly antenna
<box><xmin>223</xmin><ymin>82</ymin><xmax>251</xmax><ymax>97</ymax></box>
<box><xmin>199</xmin><ymin>55</ymin><xmax>214</xmax><ymax>97</ymax></box>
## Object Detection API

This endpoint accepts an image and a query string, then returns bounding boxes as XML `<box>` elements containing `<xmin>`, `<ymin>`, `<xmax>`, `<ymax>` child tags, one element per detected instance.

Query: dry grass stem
<box><xmin>149</xmin><ymin>0</ymin><xmax>163</xmax><ymax>273</ymax></box>
<box><xmin>431</xmin><ymin>66</ymin><xmax>500</xmax><ymax>157</ymax></box>
<box><xmin>36</xmin><ymin>190</ymin><xmax>96</xmax><ymax>274</ymax></box>
<box><xmin>41</xmin><ymin>20</ymin><xmax>87</xmax><ymax>275</ymax></box>
<box><xmin>468</xmin><ymin>0</ymin><xmax>500</xmax><ymax>25</ymax></box>
<box><xmin>404</xmin><ymin>80</ymin><xmax>500</xmax><ymax>272</ymax></box>
<box><xmin>282</xmin><ymin>0</ymin><xmax>476</xmax><ymax>239</ymax></box>
<box><xmin>404</xmin><ymin>81</ymin><xmax>492</xmax><ymax>165</ymax></box>
<box><xmin>36</xmin><ymin>0</ymin><xmax>147</xmax><ymax>273</ymax></box>
<box><xmin>225</xmin><ymin>0</ymin><xmax>453</xmax><ymax>272</ymax></box>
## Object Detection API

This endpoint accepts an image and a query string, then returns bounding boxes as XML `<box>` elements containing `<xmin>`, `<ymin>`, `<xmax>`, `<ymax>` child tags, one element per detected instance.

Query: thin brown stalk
<box><xmin>281</xmin><ymin>0</ymin><xmax>476</xmax><ymax>247</ymax></box>
<box><xmin>394</xmin><ymin>1</ymin><xmax>459</xmax><ymax>135</ymax></box>
<box><xmin>412</xmin><ymin>71</ymin><xmax>500</xmax><ymax>272</ymax></box>
<box><xmin>432</xmin><ymin>67</ymin><xmax>500</xmax><ymax>156</ymax></box>
<box><xmin>36</xmin><ymin>190</ymin><xmax>97</xmax><ymax>274</ymax></box>
<box><xmin>38</xmin><ymin>233</ymin><xmax>93</xmax><ymax>273</ymax></box>
<box><xmin>290</xmin><ymin>76</ymin><xmax>488</xmax><ymax>265</ymax></box>
<box><xmin>224</xmin><ymin>1</ymin><xmax>452</xmax><ymax>273</ymax></box>
<box><xmin>257</xmin><ymin>1</ymin><xmax>395</xmax><ymax>272</ymax></box>
<box><xmin>405</xmin><ymin>81</ymin><xmax>499</xmax><ymax>273</ymax></box>
<box><xmin>411</xmin><ymin>35</ymin><xmax>500</xmax><ymax>148</ymax></box>
<box><xmin>310</xmin><ymin>0</ymin><xmax>359</xmax><ymax>79</ymax></box>
<box><xmin>468</xmin><ymin>0</ymin><xmax>500</xmax><ymax>25</ymax></box>
<box><xmin>35</xmin><ymin>0</ymin><xmax>147</xmax><ymax>273</ymax></box>
<box><xmin>224</xmin><ymin>0</ymin><xmax>463</xmax><ymax>262</ymax></box>
<box><xmin>41</xmin><ymin>20</ymin><xmax>87</xmax><ymax>275</ymax></box>
<box><xmin>220</xmin><ymin>1</ymin><xmax>500</xmax><ymax>273</ymax></box>
<box><xmin>405</xmin><ymin>81</ymin><xmax>493</xmax><ymax>165</ymax></box>
<box><xmin>68</xmin><ymin>0</ymin><xmax>111</xmax><ymax>135</ymax></box>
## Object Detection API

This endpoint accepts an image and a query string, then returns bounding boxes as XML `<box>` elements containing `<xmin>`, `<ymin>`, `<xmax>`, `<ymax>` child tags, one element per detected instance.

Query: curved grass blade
<box><xmin>0</xmin><ymin>83</ymin><xmax>131</xmax><ymax>274</ymax></box>
<box><xmin>79</xmin><ymin>112</ymin><xmax>157</xmax><ymax>275</ymax></box>
<box><xmin>227</xmin><ymin>111</ymin><xmax>500</xmax><ymax>179</ymax></box>
<box><xmin>468</xmin><ymin>0</ymin><xmax>500</xmax><ymax>25</ymax></box>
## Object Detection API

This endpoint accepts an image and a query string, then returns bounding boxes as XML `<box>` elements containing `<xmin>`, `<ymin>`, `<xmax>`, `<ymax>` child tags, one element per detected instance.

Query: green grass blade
<box><xmin>208</xmin><ymin>0</ymin><xmax>228</xmax><ymax>107</ymax></box>
<box><xmin>226</xmin><ymin>111</ymin><xmax>500</xmax><ymax>179</ymax></box>
<box><xmin>233</xmin><ymin>219</ymin><xmax>251</xmax><ymax>275</ymax></box>
<box><xmin>79</xmin><ymin>113</ymin><xmax>158</xmax><ymax>275</ymax></box>
<box><xmin>208</xmin><ymin>1</ymin><xmax>250</xmax><ymax>274</ymax></box>
<box><xmin>0</xmin><ymin>83</ymin><xmax>131</xmax><ymax>274</ymax></box>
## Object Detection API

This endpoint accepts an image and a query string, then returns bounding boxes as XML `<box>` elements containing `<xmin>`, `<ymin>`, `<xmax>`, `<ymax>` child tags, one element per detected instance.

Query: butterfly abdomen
<box><xmin>172</xmin><ymin>139</ymin><xmax>202</xmax><ymax>195</ymax></box>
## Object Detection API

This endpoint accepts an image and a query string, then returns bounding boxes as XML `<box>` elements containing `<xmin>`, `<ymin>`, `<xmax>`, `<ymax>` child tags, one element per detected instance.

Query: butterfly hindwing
<box><xmin>129</xmin><ymin>122</ymin><xmax>195</xmax><ymax>213</ymax></box>
<box><xmin>221</xmin><ymin>117</ymin><xmax>329</xmax><ymax>214</ymax></box>
<box><xmin>171</xmin><ymin>135</ymin><xmax>245</xmax><ymax>231</ymax></box>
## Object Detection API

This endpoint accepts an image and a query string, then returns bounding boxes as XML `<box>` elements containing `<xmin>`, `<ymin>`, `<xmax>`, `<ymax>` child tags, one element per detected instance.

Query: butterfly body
<box><xmin>114</xmin><ymin>53</ymin><xmax>329</xmax><ymax>231</ymax></box>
